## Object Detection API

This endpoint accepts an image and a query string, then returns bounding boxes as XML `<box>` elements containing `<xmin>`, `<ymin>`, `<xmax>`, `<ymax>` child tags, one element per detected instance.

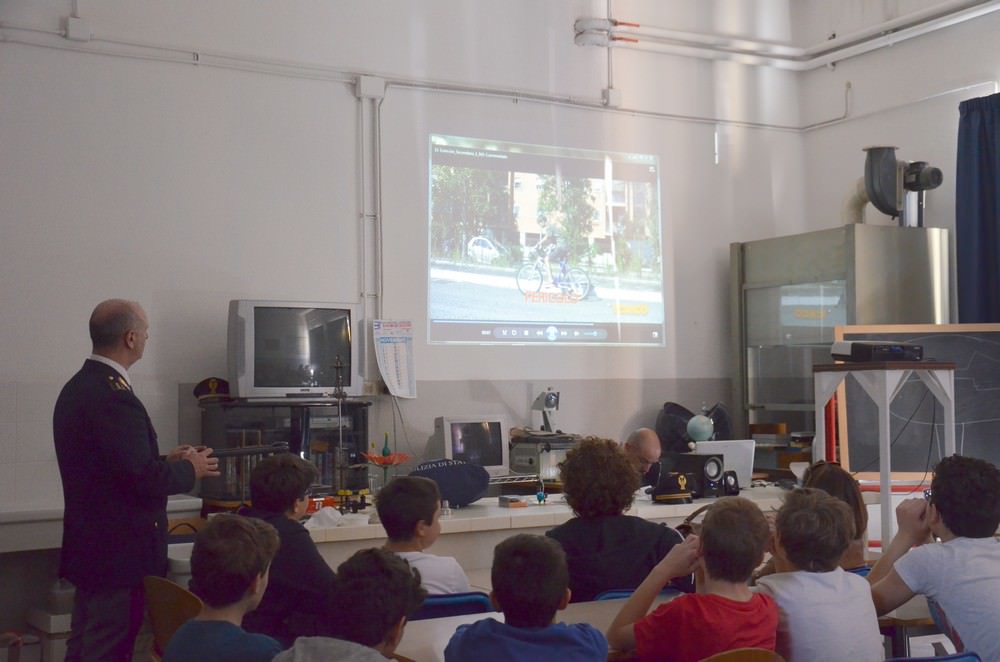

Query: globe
<box><xmin>687</xmin><ymin>414</ymin><xmax>714</xmax><ymax>441</ymax></box>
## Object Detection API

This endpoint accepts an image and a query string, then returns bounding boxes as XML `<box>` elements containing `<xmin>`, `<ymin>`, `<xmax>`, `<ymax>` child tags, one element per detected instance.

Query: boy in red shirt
<box><xmin>606</xmin><ymin>497</ymin><xmax>777</xmax><ymax>661</ymax></box>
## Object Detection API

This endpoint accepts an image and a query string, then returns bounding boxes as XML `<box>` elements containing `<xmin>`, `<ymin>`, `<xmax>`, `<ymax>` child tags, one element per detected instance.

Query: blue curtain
<box><xmin>956</xmin><ymin>93</ymin><xmax>1000</xmax><ymax>322</ymax></box>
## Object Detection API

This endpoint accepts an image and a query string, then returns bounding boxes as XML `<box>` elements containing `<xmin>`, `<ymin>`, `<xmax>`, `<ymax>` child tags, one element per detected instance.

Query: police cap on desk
<box><xmin>192</xmin><ymin>377</ymin><xmax>231</xmax><ymax>401</ymax></box>
<box><xmin>410</xmin><ymin>459</ymin><xmax>489</xmax><ymax>508</ymax></box>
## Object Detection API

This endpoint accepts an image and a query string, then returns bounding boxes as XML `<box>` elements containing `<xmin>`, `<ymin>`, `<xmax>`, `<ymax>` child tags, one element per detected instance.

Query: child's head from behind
<box><xmin>931</xmin><ymin>455</ymin><xmax>1000</xmax><ymax>537</ymax></box>
<box><xmin>491</xmin><ymin>534</ymin><xmax>569</xmax><ymax>628</ymax></box>
<box><xmin>376</xmin><ymin>475</ymin><xmax>441</xmax><ymax>544</ymax></box>
<box><xmin>189</xmin><ymin>514</ymin><xmax>280</xmax><ymax>609</ymax></box>
<box><xmin>775</xmin><ymin>488</ymin><xmax>853</xmax><ymax>572</ymax></box>
<box><xmin>249</xmin><ymin>452</ymin><xmax>318</xmax><ymax>514</ymax></box>
<box><xmin>559</xmin><ymin>437</ymin><xmax>640</xmax><ymax>518</ymax></box>
<box><xmin>326</xmin><ymin>548</ymin><xmax>427</xmax><ymax>653</ymax></box>
<box><xmin>802</xmin><ymin>460</ymin><xmax>868</xmax><ymax>541</ymax></box>
<box><xmin>700</xmin><ymin>496</ymin><xmax>770</xmax><ymax>583</ymax></box>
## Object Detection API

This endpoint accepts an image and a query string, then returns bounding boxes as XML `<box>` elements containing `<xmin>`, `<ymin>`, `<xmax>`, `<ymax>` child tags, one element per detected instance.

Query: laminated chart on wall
<box><xmin>373</xmin><ymin>320</ymin><xmax>416</xmax><ymax>398</ymax></box>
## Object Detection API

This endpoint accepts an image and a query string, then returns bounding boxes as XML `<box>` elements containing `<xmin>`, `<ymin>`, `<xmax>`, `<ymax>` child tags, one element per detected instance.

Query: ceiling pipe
<box><xmin>575</xmin><ymin>0</ymin><xmax>1000</xmax><ymax>70</ymax></box>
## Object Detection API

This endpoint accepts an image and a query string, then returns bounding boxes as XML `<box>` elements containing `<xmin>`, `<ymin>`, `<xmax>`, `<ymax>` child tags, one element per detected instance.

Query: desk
<box><xmin>309</xmin><ymin>487</ymin><xmax>786</xmax><ymax>574</ymax></box>
<box><xmin>396</xmin><ymin>594</ymin><xmax>675</xmax><ymax>662</ymax></box>
<box><xmin>813</xmin><ymin>362</ymin><xmax>956</xmax><ymax>546</ymax></box>
<box><xmin>878</xmin><ymin>594</ymin><xmax>937</xmax><ymax>658</ymax></box>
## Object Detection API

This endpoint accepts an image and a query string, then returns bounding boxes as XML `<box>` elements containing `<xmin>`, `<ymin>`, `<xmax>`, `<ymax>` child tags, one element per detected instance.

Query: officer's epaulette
<box><xmin>108</xmin><ymin>374</ymin><xmax>130</xmax><ymax>392</ymax></box>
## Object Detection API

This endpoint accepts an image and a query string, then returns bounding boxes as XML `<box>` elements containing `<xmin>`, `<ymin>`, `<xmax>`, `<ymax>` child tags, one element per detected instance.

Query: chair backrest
<box><xmin>885</xmin><ymin>654</ymin><xmax>982</xmax><ymax>662</ymax></box>
<box><xmin>143</xmin><ymin>575</ymin><xmax>204</xmax><ymax>657</ymax></box>
<box><xmin>595</xmin><ymin>587</ymin><xmax>682</xmax><ymax>601</ymax></box>
<box><xmin>409</xmin><ymin>591</ymin><xmax>494</xmax><ymax>621</ymax></box>
<box><xmin>700</xmin><ymin>648</ymin><xmax>786</xmax><ymax>662</ymax></box>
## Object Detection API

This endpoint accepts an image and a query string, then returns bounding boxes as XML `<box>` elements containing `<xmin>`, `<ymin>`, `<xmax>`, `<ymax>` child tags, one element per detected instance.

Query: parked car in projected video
<box><xmin>467</xmin><ymin>236</ymin><xmax>508</xmax><ymax>263</ymax></box>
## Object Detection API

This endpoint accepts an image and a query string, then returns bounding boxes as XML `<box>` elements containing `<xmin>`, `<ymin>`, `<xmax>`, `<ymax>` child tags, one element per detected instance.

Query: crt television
<box><xmin>430</xmin><ymin>416</ymin><xmax>510</xmax><ymax>478</ymax></box>
<box><xmin>228</xmin><ymin>299</ymin><xmax>363</xmax><ymax>399</ymax></box>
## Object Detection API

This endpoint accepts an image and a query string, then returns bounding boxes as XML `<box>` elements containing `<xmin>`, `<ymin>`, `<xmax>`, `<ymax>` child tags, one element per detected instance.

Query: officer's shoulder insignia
<box><xmin>108</xmin><ymin>375</ymin><xmax>130</xmax><ymax>392</ymax></box>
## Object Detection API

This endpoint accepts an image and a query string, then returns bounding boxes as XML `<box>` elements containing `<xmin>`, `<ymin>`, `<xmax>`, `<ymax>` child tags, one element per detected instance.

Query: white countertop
<box><xmin>303</xmin><ymin>487</ymin><xmax>785</xmax><ymax>543</ymax></box>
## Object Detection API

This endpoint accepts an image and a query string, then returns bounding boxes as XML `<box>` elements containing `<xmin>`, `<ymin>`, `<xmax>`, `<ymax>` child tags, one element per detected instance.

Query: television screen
<box><xmin>228</xmin><ymin>300</ymin><xmax>362</xmax><ymax>398</ymax></box>
<box><xmin>253</xmin><ymin>307</ymin><xmax>351</xmax><ymax>388</ymax></box>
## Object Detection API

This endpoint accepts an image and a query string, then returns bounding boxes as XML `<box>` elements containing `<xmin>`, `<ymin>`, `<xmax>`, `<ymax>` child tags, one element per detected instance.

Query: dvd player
<box><xmin>831</xmin><ymin>340</ymin><xmax>923</xmax><ymax>362</ymax></box>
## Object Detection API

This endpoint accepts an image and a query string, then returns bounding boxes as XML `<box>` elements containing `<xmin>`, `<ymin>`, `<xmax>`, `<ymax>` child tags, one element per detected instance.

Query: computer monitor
<box><xmin>430</xmin><ymin>416</ymin><xmax>510</xmax><ymax>478</ymax></box>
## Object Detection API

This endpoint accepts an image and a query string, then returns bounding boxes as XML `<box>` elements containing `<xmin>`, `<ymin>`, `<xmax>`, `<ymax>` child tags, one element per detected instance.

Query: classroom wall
<box><xmin>0</xmin><ymin>0</ymin><xmax>811</xmax><ymax>513</ymax></box>
<box><xmin>1</xmin><ymin>0</ymin><xmax>997</xmax><ymax>630</ymax></box>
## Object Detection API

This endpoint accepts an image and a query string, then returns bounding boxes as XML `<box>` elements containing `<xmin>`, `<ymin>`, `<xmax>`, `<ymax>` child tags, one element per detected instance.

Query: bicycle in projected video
<box><xmin>516</xmin><ymin>248</ymin><xmax>592</xmax><ymax>300</ymax></box>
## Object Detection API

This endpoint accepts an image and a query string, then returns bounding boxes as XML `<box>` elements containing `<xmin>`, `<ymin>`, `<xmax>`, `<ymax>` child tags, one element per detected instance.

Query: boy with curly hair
<box><xmin>870</xmin><ymin>454</ymin><xmax>1000</xmax><ymax>660</ymax></box>
<box><xmin>546</xmin><ymin>437</ymin><xmax>690</xmax><ymax>601</ymax></box>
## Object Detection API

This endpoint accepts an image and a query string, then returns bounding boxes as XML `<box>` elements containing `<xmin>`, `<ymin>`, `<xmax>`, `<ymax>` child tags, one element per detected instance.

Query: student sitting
<box><xmin>163</xmin><ymin>514</ymin><xmax>282</xmax><ymax>662</ymax></box>
<box><xmin>869</xmin><ymin>454</ymin><xmax>1000</xmax><ymax>660</ymax></box>
<box><xmin>274</xmin><ymin>548</ymin><xmax>426</xmax><ymax>661</ymax></box>
<box><xmin>240</xmin><ymin>453</ymin><xmax>338</xmax><ymax>647</ymax></box>
<box><xmin>546</xmin><ymin>437</ymin><xmax>690</xmax><ymax>602</ymax></box>
<box><xmin>376</xmin><ymin>475</ymin><xmax>471</xmax><ymax>594</ymax></box>
<box><xmin>606</xmin><ymin>496</ymin><xmax>777</xmax><ymax>662</ymax></box>
<box><xmin>754</xmin><ymin>488</ymin><xmax>882</xmax><ymax>662</ymax></box>
<box><xmin>445</xmin><ymin>534</ymin><xmax>607</xmax><ymax>662</ymax></box>
<box><xmin>754</xmin><ymin>460</ymin><xmax>870</xmax><ymax>582</ymax></box>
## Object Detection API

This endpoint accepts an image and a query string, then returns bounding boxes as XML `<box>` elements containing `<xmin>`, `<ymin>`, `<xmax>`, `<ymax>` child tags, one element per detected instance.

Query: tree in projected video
<box><xmin>537</xmin><ymin>175</ymin><xmax>595</xmax><ymax>264</ymax></box>
<box><xmin>430</xmin><ymin>166</ymin><xmax>512</xmax><ymax>261</ymax></box>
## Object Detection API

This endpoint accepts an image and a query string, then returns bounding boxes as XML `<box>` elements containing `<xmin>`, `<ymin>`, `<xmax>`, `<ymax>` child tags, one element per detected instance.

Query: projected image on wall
<box><xmin>427</xmin><ymin>134</ymin><xmax>665</xmax><ymax>346</ymax></box>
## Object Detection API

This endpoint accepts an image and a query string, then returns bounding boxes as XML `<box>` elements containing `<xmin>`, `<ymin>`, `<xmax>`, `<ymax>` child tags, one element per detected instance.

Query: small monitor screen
<box><xmin>253</xmin><ymin>307</ymin><xmax>351</xmax><ymax>388</ymax></box>
<box><xmin>449</xmin><ymin>421</ymin><xmax>504</xmax><ymax>467</ymax></box>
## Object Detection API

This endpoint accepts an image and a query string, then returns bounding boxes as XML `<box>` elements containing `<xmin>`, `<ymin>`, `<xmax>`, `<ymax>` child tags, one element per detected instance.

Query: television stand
<box><xmin>199</xmin><ymin>399</ymin><xmax>372</xmax><ymax>499</ymax></box>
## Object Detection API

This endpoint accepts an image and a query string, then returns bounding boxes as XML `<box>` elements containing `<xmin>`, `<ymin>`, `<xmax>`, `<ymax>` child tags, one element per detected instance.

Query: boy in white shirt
<box><xmin>869</xmin><ymin>454</ymin><xmax>1000</xmax><ymax>660</ymax></box>
<box><xmin>754</xmin><ymin>488</ymin><xmax>883</xmax><ymax>662</ymax></box>
<box><xmin>377</xmin><ymin>475</ymin><xmax>471</xmax><ymax>594</ymax></box>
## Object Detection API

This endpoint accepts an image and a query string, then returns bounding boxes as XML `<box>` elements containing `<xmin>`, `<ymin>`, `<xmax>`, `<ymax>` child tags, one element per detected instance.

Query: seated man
<box><xmin>869</xmin><ymin>455</ymin><xmax>1000</xmax><ymax>660</ymax></box>
<box><xmin>445</xmin><ymin>534</ymin><xmax>607</xmax><ymax>661</ymax></box>
<box><xmin>623</xmin><ymin>427</ymin><xmax>661</xmax><ymax>487</ymax></box>
<box><xmin>163</xmin><ymin>514</ymin><xmax>282</xmax><ymax>662</ymax></box>
<box><xmin>240</xmin><ymin>453</ymin><xmax>338</xmax><ymax>647</ymax></box>
<box><xmin>274</xmin><ymin>548</ymin><xmax>426</xmax><ymax>661</ymax></box>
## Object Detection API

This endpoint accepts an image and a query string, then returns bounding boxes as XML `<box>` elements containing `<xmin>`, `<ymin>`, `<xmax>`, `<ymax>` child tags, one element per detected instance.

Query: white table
<box><xmin>306</xmin><ymin>487</ymin><xmax>785</xmax><ymax>573</ymax></box>
<box><xmin>813</xmin><ymin>361</ymin><xmax>956</xmax><ymax>547</ymax></box>
<box><xmin>397</xmin><ymin>594</ymin><xmax>676</xmax><ymax>662</ymax></box>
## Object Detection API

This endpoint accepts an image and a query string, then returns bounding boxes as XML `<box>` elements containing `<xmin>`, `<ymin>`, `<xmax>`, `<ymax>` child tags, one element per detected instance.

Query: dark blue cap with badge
<box><xmin>410</xmin><ymin>459</ymin><xmax>489</xmax><ymax>508</ymax></box>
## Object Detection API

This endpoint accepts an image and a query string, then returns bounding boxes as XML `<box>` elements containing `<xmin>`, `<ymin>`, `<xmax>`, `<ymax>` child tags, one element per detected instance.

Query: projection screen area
<box><xmin>427</xmin><ymin>134</ymin><xmax>666</xmax><ymax>346</ymax></box>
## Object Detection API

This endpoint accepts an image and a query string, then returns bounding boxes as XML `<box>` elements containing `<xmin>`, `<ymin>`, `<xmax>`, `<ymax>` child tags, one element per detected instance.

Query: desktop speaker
<box><xmin>661</xmin><ymin>452</ymin><xmax>724</xmax><ymax>499</ymax></box>
<box><xmin>722</xmin><ymin>470</ymin><xmax>740</xmax><ymax>496</ymax></box>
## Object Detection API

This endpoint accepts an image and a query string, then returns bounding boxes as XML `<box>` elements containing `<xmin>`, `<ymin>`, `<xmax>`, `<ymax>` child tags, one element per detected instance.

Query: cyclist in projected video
<box><xmin>537</xmin><ymin>214</ymin><xmax>569</xmax><ymax>286</ymax></box>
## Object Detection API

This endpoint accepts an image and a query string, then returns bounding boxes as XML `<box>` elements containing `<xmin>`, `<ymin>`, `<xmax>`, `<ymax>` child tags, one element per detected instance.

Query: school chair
<box><xmin>143</xmin><ymin>575</ymin><xmax>203</xmax><ymax>659</ymax></box>
<box><xmin>885</xmin><ymin>653</ymin><xmax>981</xmax><ymax>662</ymax></box>
<box><xmin>700</xmin><ymin>648</ymin><xmax>785</xmax><ymax>662</ymax></box>
<box><xmin>409</xmin><ymin>591</ymin><xmax>494</xmax><ymax>621</ymax></box>
<box><xmin>594</xmin><ymin>587</ymin><xmax>682</xmax><ymax>601</ymax></box>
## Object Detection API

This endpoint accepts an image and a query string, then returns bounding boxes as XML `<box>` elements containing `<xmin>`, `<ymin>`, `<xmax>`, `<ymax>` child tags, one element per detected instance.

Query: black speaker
<box><xmin>722</xmin><ymin>470</ymin><xmax>740</xmax><ymax>495</ymax></box>
<box><xmin>661</xmin><ymin>452</ymin><xmax>724</xmax><ymax>498</ymax></box>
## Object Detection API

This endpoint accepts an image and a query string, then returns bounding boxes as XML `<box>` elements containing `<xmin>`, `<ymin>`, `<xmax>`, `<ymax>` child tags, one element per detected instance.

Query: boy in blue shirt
<box><xmin>445</xmin><ymin>534</ymin><xmax>607</xmax><ymax>662</ymax></box>
<box><xmin>163</xmin><ymin>514</ymin><xmax>282</xmax><ymax>662</ymax></box>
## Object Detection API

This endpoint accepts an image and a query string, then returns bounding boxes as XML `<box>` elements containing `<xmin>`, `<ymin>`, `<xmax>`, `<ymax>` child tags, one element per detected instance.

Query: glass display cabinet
<box><xmin>729</xmin><ymin>224</ymin><xmax>949</xmax><ymax>440</ymax></box>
